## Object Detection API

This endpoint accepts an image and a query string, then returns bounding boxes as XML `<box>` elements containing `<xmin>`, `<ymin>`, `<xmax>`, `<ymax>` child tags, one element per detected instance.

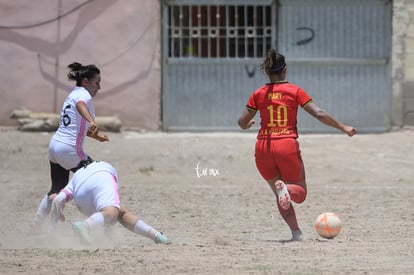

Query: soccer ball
<box><xmin>314</xmin><ymin>212</ymin><xmax>342</xmax><ymax>239</ymax></box>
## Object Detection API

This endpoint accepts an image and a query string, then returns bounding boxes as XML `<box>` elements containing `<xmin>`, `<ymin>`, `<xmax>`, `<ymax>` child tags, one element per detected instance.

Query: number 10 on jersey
<box><xmin>267</xmin><ymin>105</ymin><xmax>288</xmax><ymax>127</ymax></box>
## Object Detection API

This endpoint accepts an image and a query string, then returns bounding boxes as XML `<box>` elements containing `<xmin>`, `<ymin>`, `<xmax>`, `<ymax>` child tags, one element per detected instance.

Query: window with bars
<box><xmin>168</xmin><ymin>5</ymin><xmax>273</xmax><ymax>58</ymax></box>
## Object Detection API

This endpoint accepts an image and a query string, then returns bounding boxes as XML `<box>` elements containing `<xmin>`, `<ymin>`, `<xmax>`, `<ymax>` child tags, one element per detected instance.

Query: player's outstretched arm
<box><xmin>304</xmin><ymin>102</ymin><xmax>358</xmax><ymax>137</ymax></box>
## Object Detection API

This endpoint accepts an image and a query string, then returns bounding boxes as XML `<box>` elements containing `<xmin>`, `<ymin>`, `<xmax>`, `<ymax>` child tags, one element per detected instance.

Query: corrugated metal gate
<box><xmin>162</xmin><ymin>0</ymin><xmax>391</xmax><ymax>132</ymax></box>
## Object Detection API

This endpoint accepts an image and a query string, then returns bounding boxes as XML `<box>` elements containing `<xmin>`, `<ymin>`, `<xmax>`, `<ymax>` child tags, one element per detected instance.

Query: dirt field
<box><xmin>0</xmin><ymin>127</ymin><xmax>413</xmax><ymax>274</ymax></box>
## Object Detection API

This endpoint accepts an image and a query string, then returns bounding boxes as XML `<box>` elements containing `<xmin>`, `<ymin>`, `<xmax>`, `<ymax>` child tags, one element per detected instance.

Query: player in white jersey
<box><xmin>51</xmin><ymin>161</ymin><xmax>169</xmax><ymax>244</ymax></box>
<box><xmin>31</xmin><ymin>62</ymin><xmax>109</xmax><ymax>230</ymax></box>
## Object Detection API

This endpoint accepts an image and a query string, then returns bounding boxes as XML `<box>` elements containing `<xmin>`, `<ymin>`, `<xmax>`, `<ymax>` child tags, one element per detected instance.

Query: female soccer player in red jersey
<box><xmin>238</xmin><ymin>50</ymin><xmax>358</xmax><ymax>241</ymax></box>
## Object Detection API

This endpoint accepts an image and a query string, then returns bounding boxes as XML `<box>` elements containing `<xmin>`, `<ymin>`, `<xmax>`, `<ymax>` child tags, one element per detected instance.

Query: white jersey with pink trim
<box><xmin>62</xmin><ymin>161</ymin><xmax>120</xmax><ymax>216</ymax></box>
<box><xmin>52</xmin><ymin>86</ymin><xmax>95</xmax><ymax>146</ymax></box>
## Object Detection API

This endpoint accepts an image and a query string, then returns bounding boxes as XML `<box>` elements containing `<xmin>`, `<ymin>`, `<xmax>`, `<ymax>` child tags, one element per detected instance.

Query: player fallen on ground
<box><xmin>50</xmin><ymin>160</ymin><xmax>169</xmax><ymax>245</ymax></box>
<box><xmin>238</xmin><ymin>50</ymin><xmax>357</xmax><ymax>241</ymax></box>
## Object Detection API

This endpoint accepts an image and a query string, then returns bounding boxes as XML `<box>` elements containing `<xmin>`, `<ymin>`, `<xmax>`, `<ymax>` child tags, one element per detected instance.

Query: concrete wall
<box><xmin>393</xmin><ymin>0</ymin><xmax>414</xmax><ymax>126</ymax></box>
<box><xmin>0</xmin><ymin>0</ymin><xmax>162</xmax><ymax>130</ymax></box>
<box><xmin>1</xmin><ymin>0</ymin><xmax>413</xmax><ymax>130</ymax></box>
<box><xmin>400</xmin><ymin>0</ymin><xmax>414</xmax><ymax>125</ymax></box>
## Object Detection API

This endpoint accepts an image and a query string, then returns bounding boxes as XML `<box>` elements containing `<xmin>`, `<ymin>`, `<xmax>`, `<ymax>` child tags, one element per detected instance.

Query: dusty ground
<box><xmin>0</xmin><ymin>126</ymin><xmax>413</xmax><ymax>274</ymax></box>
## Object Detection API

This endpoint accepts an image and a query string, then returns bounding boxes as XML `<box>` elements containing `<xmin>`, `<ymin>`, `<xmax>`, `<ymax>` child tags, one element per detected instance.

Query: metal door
<box><xmin>162</xmin><ymin>0</ymin><xmax>276</xmax><ymax>131</ymax></box>
<box><xmin>162</xmin><ymin>0</ymin><xmax>391</xmax><ymax>132</ymax></box>
<box><xmin>278</xmin><ymin>0</ymin><xmax>392</xmax><ymax>133</ymax></box>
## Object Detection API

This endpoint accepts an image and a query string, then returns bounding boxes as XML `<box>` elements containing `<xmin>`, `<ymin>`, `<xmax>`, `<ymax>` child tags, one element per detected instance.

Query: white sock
<box><xmin>33</xmin><ymin>195</ymin><xmax>52</xmax><ymax>224</ymax></box>
<box><xmin>84</xmin><ymin>212</ymin><xmax>105</xmax><ymax>231</ymax></box>
<box><xmin>134</xmin><ymin>220</ymin><xmax>161</xmax><ymax>241</ymax></box>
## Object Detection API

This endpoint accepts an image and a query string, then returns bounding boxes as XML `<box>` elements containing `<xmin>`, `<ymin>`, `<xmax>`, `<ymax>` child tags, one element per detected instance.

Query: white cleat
<box><xmin>275</xmin><ymin>180</ymin><xmax>291</xmax><ymax>210</ymax></box>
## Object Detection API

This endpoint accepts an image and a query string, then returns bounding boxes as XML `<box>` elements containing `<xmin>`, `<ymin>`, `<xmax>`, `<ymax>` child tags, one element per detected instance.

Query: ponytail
<box><xmin>67</xmin><ymin>62</ymin><xmax>100</xmax><ymax>86</ymax></box>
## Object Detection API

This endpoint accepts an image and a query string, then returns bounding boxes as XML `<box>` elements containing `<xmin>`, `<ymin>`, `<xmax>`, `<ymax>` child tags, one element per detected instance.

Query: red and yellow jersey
<box><xmin>246</xmin><ymin>81</ymin><xmax>312</xmax><ymax>139</ymax></box>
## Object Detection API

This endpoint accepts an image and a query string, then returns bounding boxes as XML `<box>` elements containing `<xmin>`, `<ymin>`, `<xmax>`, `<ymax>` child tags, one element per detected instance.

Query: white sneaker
<box><xmin>291</xmin><ymin>229</ymin><xmax>304</xmax><ymax>241</ymax></box>
<box><xmin>154</xmin><ymin>232</ymin><xmax>170</xmax><ymax>244</ymax></box>
<box><xmin>275</xmin><ymin>180</ymin><xmax>291</xmax><ymax>210</ymax></box>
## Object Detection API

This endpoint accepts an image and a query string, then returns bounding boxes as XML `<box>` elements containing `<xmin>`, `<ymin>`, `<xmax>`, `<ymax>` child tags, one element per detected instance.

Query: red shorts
<box><xmin>255</xmin><ymin>138</ymin><xmax>305</xmax><ymax>182</ymax></box>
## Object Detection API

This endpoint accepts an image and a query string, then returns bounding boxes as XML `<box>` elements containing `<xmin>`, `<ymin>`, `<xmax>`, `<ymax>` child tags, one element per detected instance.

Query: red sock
<box><xmin>277</xmin><ymin>202</ymin><xmax>299</xmax><ymax>231</ymax></box>
<box><xmin>287</xmin><ymin>184</ymin><xmax>306</xmax><ymax>203</ymax></box>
